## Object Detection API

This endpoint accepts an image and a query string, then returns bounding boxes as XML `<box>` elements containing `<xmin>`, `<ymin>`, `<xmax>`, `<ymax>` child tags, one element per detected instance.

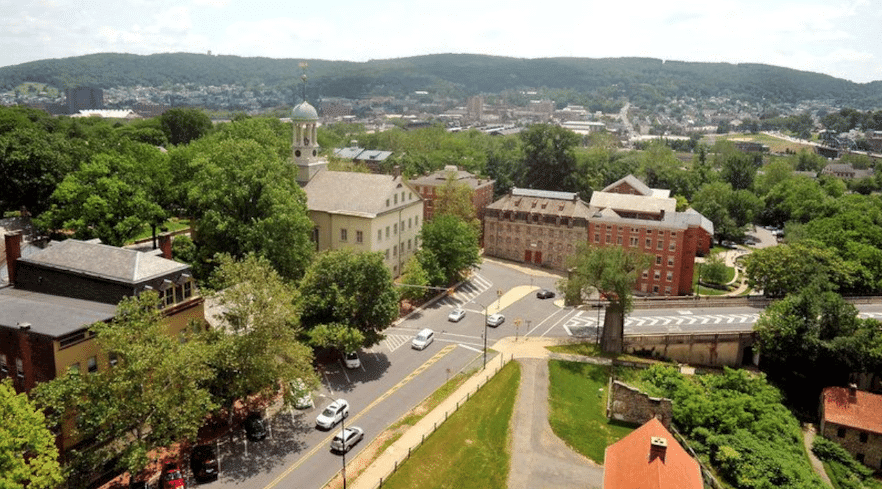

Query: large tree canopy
<box><xmin>32</xmin><ymin>293</ymin><xmax>214</xmax><ymax>482</ymax></box>
<box><xmin>418</xmin><ymin>214</ymin><xmax>481</xmax><ymax>286</ymax></box>
<box><xmin>204</xmin><ymin>254</ymin><xmax>316</xmax><ymax>411</ymax></box>
<box><xmin>520</xmin><ymin>123</ymin><xmax>580</xmax><ymax>191</ymax></box>
<box><xmin>159</xmin><ymin>108</ymin><xmax>213</xmax><ymax>146</ymax></box>
<box><xmin>0</xmin><ymin>379</ymin><xmax>63</xmax><ymax>489</ymax></box>
<box><xmin>559</xmin><ymin>244</ymin><xmax>651</xmax><ymax>352</ymax></box>
<box><xmin>298</xmin><ymin>249</ymin><xmax>399</xmax><ymax>348</ymax></box>
<box><xmin>744</xmin><ymin>241</ymin><xmax>857</xmax><ymax>297</ymax></box>
<box><xmin>180</xmin><ymin>135</ymin><xmax>314</xmax><ymax>280</ymax></box>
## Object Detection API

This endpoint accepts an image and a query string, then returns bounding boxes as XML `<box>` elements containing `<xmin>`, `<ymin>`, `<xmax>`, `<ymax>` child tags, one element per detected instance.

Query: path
<box><xmin>802</xmin><ymin>423</ymin><xmax>834</xmax><ymax>487</ymax></box>
<box><xmin>508</xmin><ymin>358</ymin><xmax>604</xmax><ymax>489</ymax></box>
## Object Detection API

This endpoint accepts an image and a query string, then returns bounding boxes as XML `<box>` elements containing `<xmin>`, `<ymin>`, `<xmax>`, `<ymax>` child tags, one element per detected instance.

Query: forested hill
<box><xmin>2</xmin><ymin>52</ymin><xmax>881</xmax><ymax>108</ymax></box>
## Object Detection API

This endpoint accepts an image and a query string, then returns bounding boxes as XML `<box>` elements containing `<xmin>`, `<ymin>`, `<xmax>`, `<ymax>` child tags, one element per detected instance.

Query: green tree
<box><xmin>298</xmin><ymin>249</ymin><xmax>399</xmax><ymax>348</ymax></box>
<box><xmin>398</xmin><ymin>254</ymin><xmax>432</xmax><ymax>302</ymax></box>
<box><xmin>32</xmin><ymin>292</ymin><xmax>215</xmax><ymax>481</ymax></box>
<box><xmin>0</xmin><ymin>379</ymin><xmax>63</xmax><ymax>489</ymax></box>
<box><xmin>559</xmin><ymin>244</ymin><xmax>651</xmax><ymax>353</ymax></box>
<box><xmin>181</xmin><ymin>137</ymin><xmax>314</xmax><ymax>280</ymax></box>
<box><xmin>36</xmin><ymin>153</ymin><xmax>166</xmax><ymax>246</ymax></box>
<box><xmin>418</xmin><ymin>214</ymin><xmax>481</xmax><ymax>285</ymax></box>
<box><xmin>701</xmin><ymin>253</ymin><xmax>729</xmax><ymax>285</ymax></box>
<box><xmin>159</xmin><ymin>108</ymin><xmax>213</xmax><ymax>145</ymax></box>
<box><xmin>203</xmin><ymin>254</ymin><xmax>315</xmax><ymax>412</ymax></box>
<box><xmin>719</xmin><ymin>151</ymin><xmax>756</xmax><ymax>191</ymax></box>
<box><xmin>744</xmin><ymin>241</ymin><xmax>857</xmax><ymax>297</ymax></box>
<box><xmin>434</xmin><ymin>173</ymin><xmax>480</xmax><ymax>231</ymax></box>
<box><xmin>520</xmin><ymin>124</ymin><xmax>580</xmax><ymax>191</ymax></box>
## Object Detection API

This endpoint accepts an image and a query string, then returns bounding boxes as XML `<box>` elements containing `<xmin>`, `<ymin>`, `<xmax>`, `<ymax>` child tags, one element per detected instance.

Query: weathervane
<box><xmin>298</xmin><ymin>61</ymin><xmax>308</xmax><ymax>103</ymax></box>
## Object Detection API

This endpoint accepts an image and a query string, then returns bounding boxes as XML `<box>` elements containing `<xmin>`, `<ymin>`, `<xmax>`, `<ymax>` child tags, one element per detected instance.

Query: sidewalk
<box><xmin>348</xmin><ymin>336</ymin><xmax>575</xmax><ymax>489</ymax></box>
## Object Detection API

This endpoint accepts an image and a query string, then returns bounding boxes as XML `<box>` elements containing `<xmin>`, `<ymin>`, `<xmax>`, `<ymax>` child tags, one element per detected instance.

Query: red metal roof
<box><xmin>822</xmin><ymin>387</ymin><xmax>882</xmax><ymax>434</ymax></box>
<box><xmin>603</xmin><ymin>417</ymin><xmax>702</xmax><ymax>489</ymax></box>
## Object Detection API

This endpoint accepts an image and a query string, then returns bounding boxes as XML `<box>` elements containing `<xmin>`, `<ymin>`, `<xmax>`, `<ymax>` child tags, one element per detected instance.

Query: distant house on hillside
<box><xmin>820</xmin><ymin>163</ymin><xmax>874</xmax><ymax>179</ymax></box>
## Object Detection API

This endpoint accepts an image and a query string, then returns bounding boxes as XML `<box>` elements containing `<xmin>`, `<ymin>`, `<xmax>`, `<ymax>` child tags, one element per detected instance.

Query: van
<box><xmin>412</xmin><ymin>328</ymin><xmax>434</xmax><ymax>350</ymax></box>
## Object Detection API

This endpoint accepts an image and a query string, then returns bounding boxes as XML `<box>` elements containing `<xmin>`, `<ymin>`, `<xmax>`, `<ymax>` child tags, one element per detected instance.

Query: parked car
<box><xmin>330</xmin><ymin>426</ymin><xmax>365</xmax><ymax>453</ymax></box>
<box><xmin>536</xmin><ymin>289</ymin><xmax>555</xmax><ymax>299</ymax></box>
<box><xmin>721</xmin><ymin>240</ymin><xmax>737</xmax><ymax>249</ymax></box>
<box><xmin>344</xmin><ymin>351</ymin><xmax>361</xmax><ymax>369</ymax></box>
<box><xmin>411</xmin><ymin>328</ymin><xmax>435</xmax><ymax>350</ymax></box>
<box><xmin>487</xmin><ymin>314</ymin><xmax>505</xmax><ymax>327</ymax></box>
<box><xmin>244</xmin><ymin>413</ymin><xmax>267</xmax><ymax>441</ymax></box>
<box><xmin>316</xmin><ymin>399</ymin><xmax>350</xmax><ymax>430</ymax></box>
<box><xmin>160</xmin><ymin>463</ymin><xmax>186</xmax><ymax>489</ymax></box>
<box><xmin>190</xmin><ymin>444</ymin><xmax>219</xmax><ymax>483</ymax></box>
<box><xmin>290</xmin><ymin>379</ymin><xmax>314</xmax><ymax>409</ymax></box>
<box><xmin>447</xmin><ymin>308</ymin><xmax>466</xmax><ymax>322</ymax></box>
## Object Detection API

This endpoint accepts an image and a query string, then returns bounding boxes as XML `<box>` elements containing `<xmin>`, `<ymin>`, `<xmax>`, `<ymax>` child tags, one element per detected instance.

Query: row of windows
<box><xmin>0</xmin><ymin>354</ymin><xmax>24</xmax><ymax>379</ymax></box>
<box><xmin>374</xmin><ymin>216</ymin><xmax>421</xmax><ymax>243</ymax></box>
<box><xmin>158</xmin><ymin>280</ymin><xmax>194</xmax><ymax>309</ymax></box>
<box><xmin>487</xmin><ymin>236</ymin><xmax>574</xmax><ymax>253</ymax></box>
<box><xmin>642</xmin><ymin>270</ymin><xmax>675</xmax><ymax>282</ymax></box>
<box><xmin>488</xmin><ymin>222</ymin><xmax>584</xmax><ymax>240</ymax></box>
<box><xmin>596</xmin><ymin>233</ymin><xmax>677</xmax><ymax>251</ymax></box>
<box><xmin>597</xmin><ymin>224</ymin><xmax>677</xmax><ymax>238</ymax></box>
<box><xmin>386</xmin><ymin>190</ymin><xmax>415</xmax><ymax>207</ymax></box>
<box><xmin>383</xmin><ymin>239</ymin><xmax>416</xmax><ymax>260</ymax></box>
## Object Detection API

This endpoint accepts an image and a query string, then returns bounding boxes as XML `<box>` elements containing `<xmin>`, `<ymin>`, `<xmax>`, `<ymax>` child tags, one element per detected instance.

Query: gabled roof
<box><xmin>822</xmin><ymin>387</ymin><xmax>882</xmax><ymax>435</ymax></box>
<box><xmin>603</xmin><ymin>174</ymin><xmax>654</xmax><ymax>196</ymax></box>
<box><xmin>304</xmin><ymin>170</ymin><xmax>420</xmax><ymax>218</ymax></box>
<box><xmin>409</xmin><ymin>166</ymin><xmax>494</xmax><ymax>190</ymax></box>
<box><xmin>486</xmin><ymin>188</ymin><xmax>590</xmax><ymax>219</ymax></box>
<box><xmin>589</xmin><ymin>192</ymin><xmax>677</xmax><ymax>216</ymax></box>
<box><xmin>603</xmin><ymin>417</ymin><xmax>702</xmax><ymax>489</ymax></box>
<box><xmin>18</xmin><ymin>239</ymin><xmax>189</xmax><ymax>285</ymax></box>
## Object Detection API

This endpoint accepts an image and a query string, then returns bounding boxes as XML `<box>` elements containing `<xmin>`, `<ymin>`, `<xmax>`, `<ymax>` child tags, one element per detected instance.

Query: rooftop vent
<box><xmin>649</xmin><ymin>436</ymin><xmax>668</xmax><ymax>463</ymax></box>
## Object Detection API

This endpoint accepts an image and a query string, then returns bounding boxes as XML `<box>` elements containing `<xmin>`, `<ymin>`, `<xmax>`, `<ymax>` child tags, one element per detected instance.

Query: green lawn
<box><xmin>126</xmin><ymin>218</ymin><xmax>191</xmax><ymax>244</ymax></box>
<box><xmin>547</xmin><ymin>360</ymin><xmax>635</xmax><ymax>463</ymax></box>
<box><xmin>379</xmin><ymin>362</ymin><xmax>521</xmax><ymax>489</ymax></box>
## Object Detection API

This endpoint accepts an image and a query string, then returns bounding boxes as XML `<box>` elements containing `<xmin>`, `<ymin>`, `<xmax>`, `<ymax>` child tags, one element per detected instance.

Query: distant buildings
<box><xmin>482</xmin><ymin>175</ymin><xmax>713</xmax><ymax>296</ymax></box>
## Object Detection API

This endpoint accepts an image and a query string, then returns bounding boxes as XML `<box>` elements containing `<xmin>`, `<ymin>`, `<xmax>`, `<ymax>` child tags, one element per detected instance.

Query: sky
<box><xmin>2</xmin><ymin>0</ymin><xmax>881</xmax><ymax>84</ymax></box>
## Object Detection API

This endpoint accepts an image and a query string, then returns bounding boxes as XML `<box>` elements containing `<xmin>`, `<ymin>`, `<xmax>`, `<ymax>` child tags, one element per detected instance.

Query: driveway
<box><xmin>508</xmin><ymin>358</ymin><xmax>604</xmax><ymax>489</ymax></box>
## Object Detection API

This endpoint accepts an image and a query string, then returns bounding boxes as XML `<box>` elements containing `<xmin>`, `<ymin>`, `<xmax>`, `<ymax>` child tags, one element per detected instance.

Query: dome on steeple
<box><xmin>292</xmin><ymin>101</ymin><xmax>318</xmax><ymax>121</ymax></box>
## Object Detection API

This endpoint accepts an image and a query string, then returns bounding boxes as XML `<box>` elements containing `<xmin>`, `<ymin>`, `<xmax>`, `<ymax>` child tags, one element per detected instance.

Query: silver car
<box><xmin>331</xmin><ymin>426</ymin><xmax>364</xmax><ymax>453</ymax></box>
<box><xmin>487</xmin><ymin>314</ymin><xmax>505</xmax><ymax>327</ymax></box>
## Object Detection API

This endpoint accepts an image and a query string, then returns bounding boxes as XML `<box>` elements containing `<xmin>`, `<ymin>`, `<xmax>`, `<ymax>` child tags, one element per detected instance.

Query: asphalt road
<box><xmin>194</xmin><ymin>258</ymin><xmax>882</xmax><ymax>489</ymax></box>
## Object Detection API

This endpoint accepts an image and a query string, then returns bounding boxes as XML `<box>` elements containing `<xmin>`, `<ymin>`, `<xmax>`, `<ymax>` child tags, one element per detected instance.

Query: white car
<box><xmin>411</xmin><ymin>328</ymin><xmax>435</xmax><ymax>350</ymax></box>
<box><xmin>448</xmin><ymin>308</ymin><xmax>466</xmax><ymax>322</ymax></box>
<box><xmin>331</xmin><ymin>426</ymin><xmax>364</xmax><ymax>453</ymax></box>
<box><xmin>290</xmin><ymin>379</ymin><xmax>313</xmax><ymax>410</ymax></box>
<box><xmin>487</xmin><ymin>314</ymin><xmax>505</xmax><ymax>327</ymax></box>
<box><xmin>316</xmin><ymin>399</ymin><xmax>350</xmax><ymax>430</ymax></box>
<box><xmin>344</xmin><ymin>351</ymin><xmax>361</xmax><ymax>369</ymax></box>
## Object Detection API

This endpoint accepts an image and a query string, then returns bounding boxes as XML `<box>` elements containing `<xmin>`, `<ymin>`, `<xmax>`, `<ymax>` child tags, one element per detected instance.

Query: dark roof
<box><xmin>0</xmin><ymin>286</ymin><xmax>116</xmax><ymax>338</ymax></box>
<box><xmin>18</xmin><ymin>239</ymin><xmax>189</xmax><ymax>285</ymax></box>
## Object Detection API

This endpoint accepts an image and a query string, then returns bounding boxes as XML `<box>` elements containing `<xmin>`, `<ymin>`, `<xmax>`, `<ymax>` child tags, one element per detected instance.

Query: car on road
<box><xmin>487</xmin><ymin>314</ymin><xmax>505</xmax><ymax>327</ymax></box>
<box><xmin>190</xmin><ymin>444</ymin><xmax>219</xmax><ymax>483</ymax></box>
<box><xmin>344</xmin><ymin>351</ymin><xmax>361</xmax><ymax>369</ymax></box>
<box><xmin>721</xmin><ymin>240</ymin><xmax>737</xmax><ymax>249</ymax></box>
<box><xmin>244</xmin><ymin>413</ymin><xmax>267</xmax><ymax>441</ymax></box>
<box><xmin>316</xmin><ymin>399</ymin><xmax>350</xmax><ymax>429</ymax></box>
<box><xmin>290</xmin><ymin>379</ymin><xmax>314</xmax><ymax>409</ymax></box>
<box><xmin>447</xmin><ymin>308</ymin><xmax>466</xmax><ymax>322</ymax></box>
<box><xmin>160</xmin><ymin>462</ymin><xmax>186</xmax><ymax>489</ymax></box>
<box><xmin>536</xmin><ymin>289</ymin><xmax>555</xmax><ymax>299</ymax></box>
<box><xmin>331</xmin><ymin>426</ymin><xmax>365</xmax><ymax>453</ymax></box>
<box><xmin>411</xmin><ymin>328</ymin><xmax>435</xmax><ymax>350</ymax></box>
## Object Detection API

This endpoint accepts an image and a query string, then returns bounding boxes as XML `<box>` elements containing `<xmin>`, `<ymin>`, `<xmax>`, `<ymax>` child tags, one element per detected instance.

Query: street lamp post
<box><xmin>473</xmin><ymin>300</ymin><xmax>488</xmax><ymax>368</ymax></box>
<box><xmin>341</xmin><ymin>412</ymin><xmax>348</xmax><ymax>489</ymax></box>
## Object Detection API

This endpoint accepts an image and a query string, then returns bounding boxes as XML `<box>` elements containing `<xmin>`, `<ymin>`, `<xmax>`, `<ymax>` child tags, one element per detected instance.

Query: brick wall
<box><xmin>821</xmin><ymin>422</ymin><xmax>882</xmax><ymax>471</ymax></box>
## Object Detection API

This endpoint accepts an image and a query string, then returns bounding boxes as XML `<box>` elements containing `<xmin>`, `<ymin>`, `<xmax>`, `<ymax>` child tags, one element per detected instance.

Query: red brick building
<box><xmin>588</xmin><ymin>175</ymin><xmax>713</xmax><ymax>296</ymax></box>
<box><xmin>409</xmin><ymin>165</ymin><xmax>495</xmax><ymax>241</ymax></box>
<box><xmin>603</xmin><ymin>417</ymin><xmax>703</xmax><ymax>489</ymax></box>
<box><xmin>820</xmin><ymin>386</ymin><xmax>882</xmax><ymax>470</ymax></box>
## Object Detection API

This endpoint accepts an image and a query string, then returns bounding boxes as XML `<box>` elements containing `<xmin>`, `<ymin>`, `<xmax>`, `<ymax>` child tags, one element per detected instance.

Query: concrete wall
<box><xmin>623</xmin><ymin>332</ymin><xmax>756</xmax><ymax>367</ymax></box>
<box><xmin>607</xmin><ymin>380</ymin><xmax>673</xmax><ymax>429</ymax></box>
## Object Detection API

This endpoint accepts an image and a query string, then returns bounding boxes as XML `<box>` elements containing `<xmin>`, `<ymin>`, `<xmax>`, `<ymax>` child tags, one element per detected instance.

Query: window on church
<box><xmin>340</xmin><ymin>228</ymin><xmax>348</xmax><ymax>242</ymax></box>
<box><xmin>356</xmin><ymin>231</ymin><xmax>363</xmax><ymax>243</ymax></box>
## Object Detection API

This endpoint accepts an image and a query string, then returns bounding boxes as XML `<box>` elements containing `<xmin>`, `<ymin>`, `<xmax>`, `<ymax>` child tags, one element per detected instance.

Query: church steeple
<box><xmin>292</xmin><ymin>62</ymin><xmax>326</xmax><ymax>185</ymax></box>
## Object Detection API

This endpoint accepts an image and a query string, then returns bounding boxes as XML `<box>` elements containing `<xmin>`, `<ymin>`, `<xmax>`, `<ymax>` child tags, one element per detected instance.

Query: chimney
<box><xmin>393</xmin><ymin>165</ymin><xmax>401</xmax><ymax>179</ymax></box>
<box><xmin>157</xmin><ymin>233</ymin><xmax>173</xmax><ymax>260</ymax></box>
<box><xmin>4</xmin><ymin>233</ymin><xmax>22</xmax><ymax>285</ymax></box>
<box><xmin>848</xmin><ymin>383</ymin><xmax>858</xmax><ymax>402</ymax></box>
<box><xmin>649</xmin><ymin>436</ymin><xmax>668</xmax><ymax>463</ymax></box>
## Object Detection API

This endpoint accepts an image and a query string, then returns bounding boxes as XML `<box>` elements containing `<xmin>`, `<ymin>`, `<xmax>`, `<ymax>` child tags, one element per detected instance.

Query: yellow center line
<box><xmin>262</xmin><ymin>344</ymin><xmax>457</xmax><ymax>489</ymax></box>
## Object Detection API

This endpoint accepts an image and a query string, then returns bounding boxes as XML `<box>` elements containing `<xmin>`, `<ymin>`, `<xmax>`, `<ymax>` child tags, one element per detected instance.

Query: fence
<box><xmin>668</xmin><ymin>423</ymin><xmax>725</xmax><ymax>489</ymax></box>
<box><xmin>343</xmin><ymin>353</ymin><xmax>512</xmax><ymax>489</ymax></box>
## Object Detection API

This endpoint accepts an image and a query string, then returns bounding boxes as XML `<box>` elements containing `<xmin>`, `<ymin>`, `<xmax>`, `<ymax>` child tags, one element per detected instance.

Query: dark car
<box><xmin>244</xmin><ymin>413</ymin><xmax>268</xmax><ymax>441</ymax></box>
<box><xmin>190</xmin><ymin>444</ymin><xmax>219</xmax><ymax>483</ymax></box>
<box><xmin>536</xmin><ymin>289</ymin><xmax>555</xmax><ymax>299</ymax></box>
